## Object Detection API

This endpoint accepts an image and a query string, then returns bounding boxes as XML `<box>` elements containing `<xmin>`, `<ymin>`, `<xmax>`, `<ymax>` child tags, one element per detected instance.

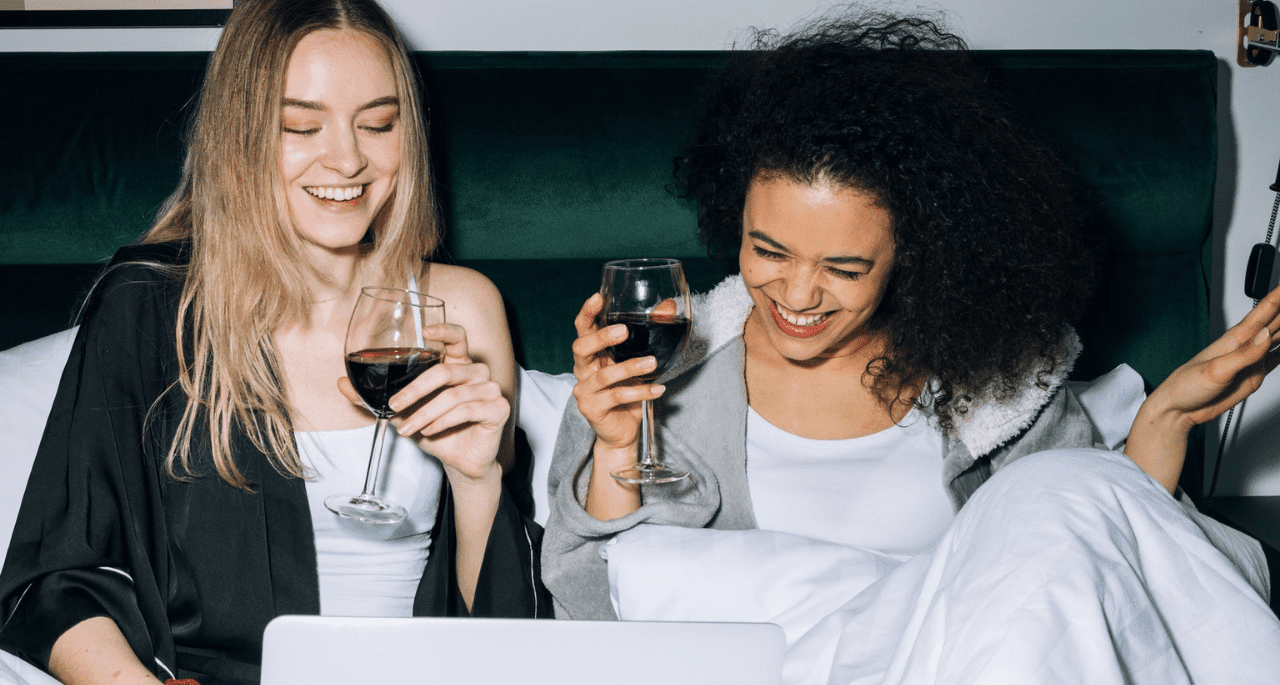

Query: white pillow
<box><xmin>0</xmin><ymin>649</ymin><xmax>59</xmax><ymax>685</ymax></box>
<box><xmin>602</xmin><ymin>524</ymin><xmax>903</xmax><ymax>640</ymax></box>
<box><xmin>516</xmin><ymin>368</ymin><xmax>575</xmax><ymax>527</ymax></box>
<box><xmin>1064</xmin><ymin>363</ymin><xmax>1146</xmax><ymax>450</ymax></box>
<box><xmin>0</xmin><ymin>328</ymin><xmax>77</xmax><ymax>572</ymax></box>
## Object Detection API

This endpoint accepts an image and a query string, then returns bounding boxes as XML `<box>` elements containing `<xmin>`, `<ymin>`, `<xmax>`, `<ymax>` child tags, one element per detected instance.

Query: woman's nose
<box><xmin>321</xmin><ymin>127</ymin><xmax>367</xmax><ymax>177</ymax></box>
<box><xmin>780</xmin><ymin>265</ymin><xmax>823</xmax><ymax>311</ymax></box>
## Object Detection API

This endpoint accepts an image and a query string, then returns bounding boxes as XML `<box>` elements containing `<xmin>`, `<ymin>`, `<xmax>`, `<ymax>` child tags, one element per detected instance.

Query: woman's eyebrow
<box><xmin>747</xmin><ymin>229</ymin><xmax>874</xmax><ymax>267</ymax></box>
<box><xmin>358</xmin><ymin>96</ymin><xmax>400</xmax><ymax>112</ymax></box>
<box><xmin>281</xmin><ymin>95</ymin><xmax>400</xmax><ymax>112</ymax></box>
<box><xmin>748</xmin><ymin>230</ymin><xmax>788</xmax><ymax>252</ymax></box>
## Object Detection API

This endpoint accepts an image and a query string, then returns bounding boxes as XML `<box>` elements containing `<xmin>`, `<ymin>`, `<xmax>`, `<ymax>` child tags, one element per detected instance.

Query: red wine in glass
<box><xmin>326</xmin><ymin>288</ymin><xmax>445</xmax><ymax>525</ymax></box>
<box><xmin>603</xmin><ymin>312</ymin><xmax>690</xmax><ymax>381</ymax></box>
<box><xmin>345</xmin><ymin>347</ymin><xmax>443</xmax><ymax>417</ymax></box>
<box><xmin>599</xmin><ymin>259</ymin><xmax>692</xmax><ymax>485</ymax></box>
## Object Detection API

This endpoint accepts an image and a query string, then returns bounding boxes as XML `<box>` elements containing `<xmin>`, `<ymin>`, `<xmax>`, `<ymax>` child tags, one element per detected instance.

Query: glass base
<box><xmin>324</xmin><ymin>494</ymin><xmax>407</xmax><ymax>525</ymax></box>
<box><xmin>612</xmin><ymin>463</ymin><xmax>689</xmax><ymax>485</ymax></box>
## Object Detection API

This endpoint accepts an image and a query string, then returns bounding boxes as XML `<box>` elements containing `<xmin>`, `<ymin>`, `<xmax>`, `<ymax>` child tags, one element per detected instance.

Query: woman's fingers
<box><xmin>576</xmin><ymin>382</ymin><xmax>664</xmax><ymax>417</ymax></box>
<box><xmin>571</xmin><ymin>323</ymin><xmax>628</xmax><ymax>362</ymax></box>
<box><xmin>1206</xmin><ymin>332</ymin><xmax>1271</xmax><ymax>404</ymax></box>
<box><xmin>388</xmin><ymin>355</ymin><xmax>489</xmax><ymax>413</ymax></box>
<box><xmin>1210</xmin><ymin>327</ymin><xmax>1272</xmax><ymax>382</ymax></box>
<box><xmin>589</xmin><ymin>354</ymin><xmax>656</xmax><ymax>389</ymax></box>
<box><xmin>572</xmin><ymin>353</ymin><xmax>663</xmax><ymax>450</ymax></box>
<box><xmin>572</xmin><ymin>355</ymin><xmax>662</xmax><ymax>401</ymax></box>
<box><xmin>1200</xmin><ymin>285</ymin><xmax>1280</xmax><ymax>362</ymax></box>
<box><xmin>337</xmin><ymin>376</ymin><xmax>363</xmax><ymax>407</ymax></box>
<box><xmin>1255</xmin><ymin>282</ymin><xmax>1280</xmax><ymax>321</ymax></box>
<box><xmin>422</xmin><ymin>322</ymin><xmax>470</xmax><ymax>363</ymax></box>
<box><xmin>572</xmin><ymin>325</ymin><xmax>631</xmax><ymax>382</ymax></box>
<box><xmin>574</xmin><ymin>292</ymin><xmax>605</xmax><ymax>338</ymax></box>
<box><xmin>396</xmin><ymin>380</ymin><xmax>508</xmax><ymax>437</ymax></box>
<box><xmin>1162</xmin><ymin>326</ymin><xmax>1274</xmax><ymax>426</ymax></box>
<box><xmin>574</xmin><ymin>293</ymin><xmax>638</xmax><ymax>381</ymax></box>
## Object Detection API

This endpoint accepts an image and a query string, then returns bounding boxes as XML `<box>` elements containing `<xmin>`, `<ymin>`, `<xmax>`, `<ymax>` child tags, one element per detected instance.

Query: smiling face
<box><xmin>280</xmin><ymin>29</ymin><xmax>400</xmax><ymax>254</ymax></box>
<box><xmin>740</xmin><ymin>175</ymin><xmax>896</xmax><ymax>363</ymax></box>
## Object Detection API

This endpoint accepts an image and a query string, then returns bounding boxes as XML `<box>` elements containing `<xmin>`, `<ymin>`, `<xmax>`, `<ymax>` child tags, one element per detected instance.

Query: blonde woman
<box><xmin>0</xmin><ymin>1</ymin><xmax>548</xmax><ymax>683</ymax></box>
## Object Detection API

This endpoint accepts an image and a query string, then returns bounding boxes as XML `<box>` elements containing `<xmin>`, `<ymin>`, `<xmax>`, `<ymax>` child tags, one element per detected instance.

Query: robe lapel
<box><xmin>240</xmin><ymin>432</ymin><xmax>321</xmax><ymax>616</ymax></box>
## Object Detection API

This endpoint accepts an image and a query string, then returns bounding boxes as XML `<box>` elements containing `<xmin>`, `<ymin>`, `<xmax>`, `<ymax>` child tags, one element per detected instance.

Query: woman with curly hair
<box><xmin>542</xmin><ymin>12</ymin><xmax>1280</xmax><ymax>682</ymax></box>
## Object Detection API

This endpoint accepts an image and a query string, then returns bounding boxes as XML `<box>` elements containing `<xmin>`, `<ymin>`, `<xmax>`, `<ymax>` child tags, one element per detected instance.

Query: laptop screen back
<box><xmin>261</xmin><ymin>615</ymin><xmax>784</xmax><ymax>685</ymax></box>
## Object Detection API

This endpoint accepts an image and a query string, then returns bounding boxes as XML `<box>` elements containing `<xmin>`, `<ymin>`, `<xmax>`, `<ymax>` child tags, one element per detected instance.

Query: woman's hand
<box><xmin>392</xmin><ymin>323</ymin><xmax>509</xmax><ymax>484</ymax></box>
<box><xmin>571</xmin><ymin>292</ymin><xmax>665</xmax><ymax>452</ymax></box>
<box><xmin>1126</xmin><ymin>285</ymin><xmax>1280</xmax><ymax>493</ymax></box>
<box><xmin>571</xmin><ymin>293</ymin><xmax>660</xmax><ymax>520</ymax></box>
<box><xmin>339</xmin><ymin>323</ymin><xmax>507</xmax><ymax>484</ymax></box>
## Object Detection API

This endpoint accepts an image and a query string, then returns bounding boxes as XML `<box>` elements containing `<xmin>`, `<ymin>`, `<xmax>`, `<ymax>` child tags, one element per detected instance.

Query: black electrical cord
<box><xmin>1265</xmin><ymin>194</ymin><xmax>1280</xmax><ymax>247</ymax></box>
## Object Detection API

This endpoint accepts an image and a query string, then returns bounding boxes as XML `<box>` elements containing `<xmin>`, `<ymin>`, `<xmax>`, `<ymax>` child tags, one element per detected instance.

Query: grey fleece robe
<box><xmin>541</xmin><ymin>275</ymin><xmax>1103</xmax><ymax>619</ymax></box>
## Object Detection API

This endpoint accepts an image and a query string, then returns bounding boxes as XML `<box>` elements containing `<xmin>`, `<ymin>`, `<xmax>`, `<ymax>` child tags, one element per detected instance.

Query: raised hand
<box><xmin>570</xmin><ymin>292</ymin><xmax>666</xmax><ymax>454</ymax></box>
<box><xmin>340</xmin><ymin>322</ymin><xmax>508</xmax><ymax>483</ymax></box>
<box><xmin>1126</xmin><ymin>285</ymin><xmax>1280</xmax><ymax>493</ymax></box>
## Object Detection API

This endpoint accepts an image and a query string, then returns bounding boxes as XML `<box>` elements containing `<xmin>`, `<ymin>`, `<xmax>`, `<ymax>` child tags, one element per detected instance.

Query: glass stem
<box><xmin>638</xmin><ymin>399</ymin><xmax>658</xmax><ymax>469</ymax></box>
<box><xmin>361</xmin><ymin>416</ymin><xmax>392</xmax><ymax>497</ymax></box>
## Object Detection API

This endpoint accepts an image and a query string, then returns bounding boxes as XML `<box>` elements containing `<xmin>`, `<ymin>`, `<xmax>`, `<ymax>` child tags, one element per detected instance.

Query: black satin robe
<box><xmin>0</xmin><ymin>244</ymin><xmax>551</xmax><ymax>685</ymax></box>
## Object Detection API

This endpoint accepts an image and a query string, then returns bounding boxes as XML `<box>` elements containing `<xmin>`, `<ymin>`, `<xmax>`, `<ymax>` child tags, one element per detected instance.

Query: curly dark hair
<box><xmin>674</xmin><ymin>12</ymin><xmax>1100</xmax><ymax>429</ymax></box>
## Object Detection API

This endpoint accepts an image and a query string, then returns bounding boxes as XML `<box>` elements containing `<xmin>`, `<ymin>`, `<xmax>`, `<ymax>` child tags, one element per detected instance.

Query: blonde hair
<box><xmin>143</xmin><ymin>0</ymin><xmax>437</xmax><ymax>489</ymax></box>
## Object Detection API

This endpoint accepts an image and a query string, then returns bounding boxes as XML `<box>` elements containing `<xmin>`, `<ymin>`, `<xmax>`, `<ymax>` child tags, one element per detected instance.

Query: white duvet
<box><xmin>603</xmin><ymin>448</ymin><xmax>1280</xmax><ymax>684</ymax></box>
<box><xmin>0</xmin><ymin>653</ymin><xmax>56</xmax><ymax>685</ymax></box>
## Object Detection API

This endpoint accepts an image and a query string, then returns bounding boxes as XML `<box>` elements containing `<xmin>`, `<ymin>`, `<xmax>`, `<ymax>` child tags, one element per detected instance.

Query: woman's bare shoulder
<box><xmin>423</xmin><ymin>263</ymin><xmax>502</xmax><ymax>308</ymax></box>
<box><xmin>421</xmin><ymin>263</ymin><xmax>507</xmax><ymax>332</ymax></box>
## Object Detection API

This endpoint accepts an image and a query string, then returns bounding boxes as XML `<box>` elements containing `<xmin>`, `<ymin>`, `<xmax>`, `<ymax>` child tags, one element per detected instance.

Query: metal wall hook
<box><xmin>1239</xmin><ymin>0</ymin><xmax>1280</xmax><ymax>67</ymax></box>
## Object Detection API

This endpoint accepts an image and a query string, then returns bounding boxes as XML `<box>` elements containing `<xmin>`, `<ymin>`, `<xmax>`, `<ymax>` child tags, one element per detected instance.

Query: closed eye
<box><xmin>824</xmin><ymin>266</ymin><xmax>864</xmax><ymax>281</ymax></box>
<box><xmin>361</xmin><ymin>122</ymin><xmax>396</xmax><ymax>134</ymax></box>
<box><xmin>751</xmin><ymin>245</ymin><xmax>786</xmax><ymax>260</ymax></box>
<box><xmin>283</xmin><ymin>126</ymin><xmax>319</xmax><ymax>136</ymax></box>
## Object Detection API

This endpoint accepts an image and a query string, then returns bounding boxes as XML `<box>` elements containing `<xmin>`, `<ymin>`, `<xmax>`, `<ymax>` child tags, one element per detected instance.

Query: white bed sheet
<box><xmin>604</xmin><ymin>448</ymin><xmax>1280</xmax><ymax>684</ymax></box>
<box><xmin>0</xmin><ymin>651</ymin><xmax>57</xmax><ymax>685</ymax></box>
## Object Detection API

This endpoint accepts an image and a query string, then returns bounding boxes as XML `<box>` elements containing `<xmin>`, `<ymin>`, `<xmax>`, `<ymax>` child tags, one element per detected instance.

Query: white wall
<box><xmin>1</xmin><ymin>0</ymin><xmax>1278</xmax><ymax>495</ymax></box>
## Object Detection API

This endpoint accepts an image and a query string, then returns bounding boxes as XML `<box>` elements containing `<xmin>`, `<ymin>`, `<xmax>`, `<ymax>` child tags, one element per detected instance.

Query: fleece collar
<box><xmin>663</xmin><ymin>275</ymin><xmax>1079</xmax><ymax>457</ymax></box>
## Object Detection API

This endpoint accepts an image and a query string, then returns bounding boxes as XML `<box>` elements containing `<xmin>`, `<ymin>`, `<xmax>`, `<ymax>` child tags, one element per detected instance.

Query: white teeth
<box><xmin>305</xmin><ymin>184</ymin><xmax>366</xmax><ymax>201</ymax></box>
<box><xmin>776</xmin><ymin>304</ymin><xmax>829</xmax><ymax>327</ymax></box>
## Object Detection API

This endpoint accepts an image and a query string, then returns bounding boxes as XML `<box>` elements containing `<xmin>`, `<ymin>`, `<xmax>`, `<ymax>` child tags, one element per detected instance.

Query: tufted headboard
<box><xmin>0</xmin><ymin>48</ymin><xmax>1218</xmax><ymax>483</ymax></box>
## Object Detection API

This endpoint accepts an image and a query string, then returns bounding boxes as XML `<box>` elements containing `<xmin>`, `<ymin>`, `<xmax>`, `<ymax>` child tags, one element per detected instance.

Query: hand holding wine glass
<box><xmin>573</xmin><ymin>259</ymin><xmax>691</xmax><ymax>485</ymax></box>
<box><xmin>571</xmin><ymin>293</ymin><xmax>655</xmax><ymax>452</ymax></box>
<box><xmin>386</xmin><ymin>321</ymin><xmax>509</xmax><ymax>484</ymax></box>
<box><xmin>328</xmin><ymin>287</ymin><xmax>445</xmax><ymax>524</ymax></box>
<box><xmin>335</xmin><ymin>292</ymin><xmax>509</xmax><ymax>484</ymax></box>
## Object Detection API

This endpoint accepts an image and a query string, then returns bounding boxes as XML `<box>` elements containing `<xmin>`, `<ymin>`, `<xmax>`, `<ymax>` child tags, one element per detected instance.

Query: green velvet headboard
<box><xmin>0</xmin><ymin>50</ymin><xmax>1216</xmax><ymax>393</ymax></box>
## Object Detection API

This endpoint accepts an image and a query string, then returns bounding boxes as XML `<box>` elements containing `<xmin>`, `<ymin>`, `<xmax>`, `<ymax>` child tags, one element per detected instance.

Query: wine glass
<box><xmin>325</xmin><ymin>287</ymin><xmax>445</xmax><ymax>524</ymax></box>
<box><xmin>600</xmin><ymin>259</ymin><xmax>692</xmax><ymax>484</ymax></box>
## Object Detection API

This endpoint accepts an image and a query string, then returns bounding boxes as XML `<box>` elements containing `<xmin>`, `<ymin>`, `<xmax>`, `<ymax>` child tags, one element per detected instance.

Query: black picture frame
<box><xmin>0</xmin><ymin>9</ymin><xmax>230</xmax><ymax>28</ymax></box>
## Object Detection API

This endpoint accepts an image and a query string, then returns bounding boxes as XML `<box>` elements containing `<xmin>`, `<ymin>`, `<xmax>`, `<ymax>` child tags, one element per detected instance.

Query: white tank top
<box><xmin>746</xmin><ymin>406</ymin><xmax>954</xmax><ymax>557</ymax></box>
<box><xmin>297</xmin><ymin>425</ymin><xmax>445</xmax><ymax>616</ymax></box>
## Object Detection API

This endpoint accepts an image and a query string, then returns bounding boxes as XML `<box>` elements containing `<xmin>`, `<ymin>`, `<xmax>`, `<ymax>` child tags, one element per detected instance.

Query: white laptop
<box><xmin>261</xmin><ymin>615</ymin><xmax>784</xmax><ymax>685</ymax></box>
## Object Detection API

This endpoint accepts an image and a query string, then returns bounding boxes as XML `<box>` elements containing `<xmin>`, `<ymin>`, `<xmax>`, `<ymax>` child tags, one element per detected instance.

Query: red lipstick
<box><xmin>769</xmin><ymin>301</ymin><xmax>832</xmax><ymax>338</ymax></box>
